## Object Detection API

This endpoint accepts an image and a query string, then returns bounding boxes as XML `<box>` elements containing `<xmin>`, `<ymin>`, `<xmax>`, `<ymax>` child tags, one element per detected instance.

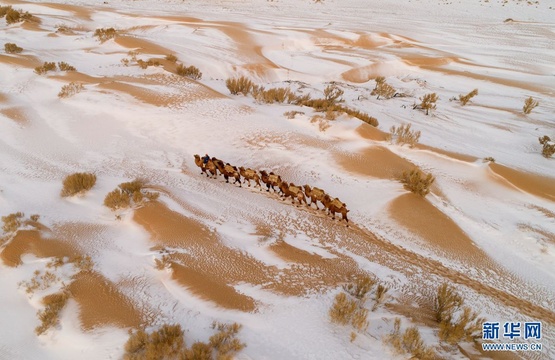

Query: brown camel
<box><xmin>322</xmin><ymin>194</ymin><xmax>349</xmax><ymax>226</ymax></box>
<box><xmin>222</xmin><ymin>163</ymin><xmax>242</xmax><ymax>186</ymax></box>
<box><xmin>193</xmin><ymin>154</ymin><xmax>217</xmax><ymax>178</ymax></box>
<box><xmin>212</xmin><ymin>157</ymin><xmax>226</xmax><ymax>176</ymax></box>
<box><xmin>239</xmin><ymin>167</ymin><xmax>262</xmax><ymax>190</ymax></box>
<box><xmin>260</xmin><ymin>170</ymin><xmax>282</xmax><ymax>193</ymax></box>
<box><xmin>303</xmin><ymin>185</ymin><xmax>327</xmax><ymax>210</ymax></box>
<box><xmin>278</xmin><ymin>180</ymin><xmax>308</xmax><ymax>206</ymax></box>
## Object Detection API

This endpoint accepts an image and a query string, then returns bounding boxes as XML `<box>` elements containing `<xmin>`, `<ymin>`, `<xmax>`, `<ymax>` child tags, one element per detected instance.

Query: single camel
<box><xmin>260</xmin><ymin>170</ymin><xmax>282</xmax><ymax>193</ymax></box>
<box><xmin>322</xmin><ymin>194</ymin><xmax>349</xmax><ymax>226</ymax></box>
<box><xmin>193</xmin><ymin>154</ymin><xmax>217</xmax><ymax>178</ymax></box>
<box><xmin>278</xmin><ymin>180</ymin><xmax>308</xmax><ymax>206</ymax></box>
<box><xmin>222</xmin><ymin>163</ymin><xmax>242</xmax><ymax>186</ymax></box>
<box><xmin>303</xmin><ymin>185</ymin><xmax>327</xmax><ymax>210</ymax></box>
<box><xmin>239</xmin><ymin>167</ymin><xmax>262</xmax><ymax>190</ymax></box>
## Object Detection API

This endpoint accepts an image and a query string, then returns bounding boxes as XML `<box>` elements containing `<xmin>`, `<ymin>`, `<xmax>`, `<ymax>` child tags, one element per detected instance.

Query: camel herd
<box><xmin>194</xmin><ymin>154</ymin><xmax>350</xmax><ymax>225</ymax></box>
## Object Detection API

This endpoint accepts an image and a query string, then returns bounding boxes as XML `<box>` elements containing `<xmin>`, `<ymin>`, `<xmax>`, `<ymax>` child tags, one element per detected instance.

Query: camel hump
<box><xmin>268</xmin><ymin>174</ymin><xmax>279</xmax><ymax>183</ymax></box>
<box><xmin>245</xmin><ymin>169</ymin><xmax>256</xmax><ymax>177</ymax></box>
<box><xmin>331</xmin><ymin>198</ymin><xmax>344</xmax><ymax>209</ymax></box>
<box><xmin>289</xmin><ymin>185</ymin><xmax>300</xmax><ymax>195</ymax></box>
<box><xmin>224</xmin><ymin>165</ymin><xmax>234</xmax><ymax>173</ymax></box>
<box><xmin>313</xmin><ymin>187</ymin><xmax>325</xmax><ymax>197</ymax></box>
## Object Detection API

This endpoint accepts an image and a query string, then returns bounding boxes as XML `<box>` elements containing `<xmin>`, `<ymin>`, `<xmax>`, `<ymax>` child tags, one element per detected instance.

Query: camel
<box><xmin>303</xmin><ymin>185</ymin><xmax>327</xmax><ymax>210</ymax></box>
<box><xmin>239</xmin><ymin>167</ymin><xmax>262</xmax><ymax>190</ymax></box>
<box><xmin>212</xmin><ymin>157</ymin><xmax>226</xmax><ymax>176</ymax></box>
<box><xmin>278</xmin><ymin>180</ymin><xmax>308</xmax><ymax>206</ymax></box>
<box><xmin>222</xmin><ymin>163</ymin><xmax>242</xmax><ymax>186</ymax></box>
<box><xmin>193</xmin><ymin>154</ymin><xmax>217</xmax><ymax>178</ymax></box>
<box><xmin>260</xmin><ymin>170</ymin><xmax>282</xmax><ymax>193</ymax></box>
<box><xmin>322</xmin><ymin>194</ymin><xmax>349</xmax><ymax>226</ymax></box>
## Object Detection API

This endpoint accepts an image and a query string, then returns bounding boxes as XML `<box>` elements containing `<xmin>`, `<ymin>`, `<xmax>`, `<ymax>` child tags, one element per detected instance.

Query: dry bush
<box><xmin>523</xmin><ymin>96</ymin><xmax>539</xmax><ymax>114</ymax></box>
<box><xmin>57</xmin><ymin>61</ymin><xmax>76</xmax><ymax>71</ymax></box>
<box><xmin>209</xmin><ymin>322</ymin><xmax>246</xmax><ymax>360</ymax></box>
<box><xmin>4</xmin><ymin>42</ymin><xmax>22</xmax><ymax>54</ymax></box>
<box><xmin>165</xmin><ymin>54</ymin><xmax>178</xmax><ymax>63</ymax></box>
<box><xmin>226</xmin><ymin>76</ymin><xmax>255</xmax><ymax>96</ymax></box>
<box><xmin>388</xmin><ymin>123</ymin><xmax>421</xmax><ymax>148</ymax></box>
<box><xmin>387</xmin><ymin>319</ymin><xmax>436</xmax><ymax>359</ymax></box>
<box><xmin>35</xmin><ymin>291</ymin><xmax>70</xmax><ymax>335</ymax></box>
<box><xmin>94</xmin><ymin>27</ymin><xmax>117</xmax><ymax>42</ymax></box>
<box><xmin>124</xmin><ymin>324</ymin><xmax>186</xmax><ymax>360</ymax></box>
<box><xmin>323</xmin><ymin>84</ymin><xmax>344</xmax><ymax>102</ymax></box>
<box><xmin>104</xmin><ymin>189</ymin><xmax>131</xmax><ymax>210</ymax></box>
<box><xmin>400</xmin><ymin>168</ymin><xmax>435</xmax><ymax>197</ymax></box>
<box><xmin>329</xmin><ymin>293</ymin><xmax>368</xmax><ymax>331</ymax></box>
<box><xmin>415</xmin><ymin>93</ymin><xmax>438</xmax><ymax>115</ymax></box>
<box><xmin>119</xmin><ymin>179</ymin><xmax>145</xmax><ymax>195</ymax></box>
<box><xmin>20</xmin><ymin>270</ymin><xmax>59</xmax><ymax>294</ymax></box>
<box><xmin>539</xmin><ymin>135</ymin><xmax>555</xmax><ymax>158</ymax></box>
<box><xmin>343</xmin><ymin>274</ymin><xmax>375</xmax><ymax>301</ymax></box>
<box><xmin>372</xmin><ymin>283</ymin><xmax>389</xmax><ymax>311</ymax></box>
<box><xmin>371</xmin><ymin>78</ymin><xmax>396</xmax><ymax>99</ymax></box>
<box><xmin>46</xmin><ymin>257</ymin><xmax>65</xmax><ymax>269</ymax></box>
<box><xmin>183</xmin><ymin>342</ymin><xmax>212</xmax><ymax>360</ymax></box>
<box><xmin>340</xmin><ymin>106</ymin><xmax>378</xmax><ymax>127</ymax></box>
<box><xmin>58</xmin><ymin>82</ymin><xmax>84</xmax><ymax>98</ymax></box>
<box><xmin>283</xmin><ymin>111</ymin><xmax>304</xmax><ymax>119</ymax></box>
<box><xmin>434</xmin><ymin>283</ymin><xmax>463</xmax><ymax>323</ymax></box>
<box><xmin>175</xmin><ymin>64</ymin><xmax>202</xmax><ymax>80</ymax></box>
<box><xmin>458</xmin><ymin>88</ymin><xmax>478</xmax><ymax>106</ymax></box>
<box><xmin>72</xmin><ymin>255</ymin><xmax>94</xmax><ymax>272</ymax></box>
<box><xmin>253</xmin><ymin>86</ymin><xmax>294</xmax><ymax>104</ymax></box>
<box><xmin>61</xmin><ymin>172</ymin><xmax>96</xmax><ymax>197</ymax></box>
<box><xmin>34</xmin><ymin>62</ymin><xmax>57</xmax><ymax>75</ymax></box>
<box><xmin>2</xmin><ymin>212</ymin><xmax>25</xmax><ymax>234</ymax></box>
<box><xmin>30</xmin><ymin>214</ymin><xmax>40</xmax><ymax>222</ymax></box>
<box><xmin>137</xmin><ymin>59</ymin><xmax>160</xmax><ymax>69</ymax></box>
<box><xmin>483</xmin><ymin>156</ymin><xmax>496</xmax><ymax>163</ymax></box>
<box><xmin>0</xmin><ymin>5</ymin><xmax>12</xmax><ymax>18</ymax></box>
<box><xmin>5</xmin><ymin>8</ymin><xmax>32</xmax><ymax>25</ymax></box>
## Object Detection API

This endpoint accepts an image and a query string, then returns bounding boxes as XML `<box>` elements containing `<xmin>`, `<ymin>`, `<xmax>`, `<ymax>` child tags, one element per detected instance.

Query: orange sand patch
<box><xmin>114</xmin><ymin>36</ymin><xmax>174</xmax><ymax>55</ymax></box>
<box><xmin>0</xmin><ymin>107</ymin><xmax>28</xmax><ymax>124</ymax></box>
<box><xmin>355</xmin><ymin>123</ymin><xmax>389</xmax><ymax>141</ymax></box>
<box><xmin>38</xmin><ymin>2</ymin><xmax>93</xmax><ymax>21</ymax></box>
<box><xmin>1</xmin><ymin>230</ymin><xmax>78</xmax><ymax>267</ymax></box>
<box><xmin>336</xmin><ymin>145</ymin><xmax>416</xmax><ymax>180</ymax></box>
<box><xmin>69</xmin><ymin>271</ymin><xmax>143</xmax><ymax>330</ymax></box>
<box><xmin>489</xmin><ymin>163</ymin><xmax>555</xmax><ymax>201</ymax></box>
<box><xmin>0</xmin><ymin>93</ymin><xmax>7</xmax><ymax>103</ymax></box>
<box><xmin>414</xmin><ymin>144</ymin><xmax>478</xmax><ymax>163</ymax></box>
<box><xmin>388</xmin><ymin>193</ymin><xmax>490</xmax><ymax>264</ymax></box>
<box><xmin>341</xmin><ymin>63</ymin><xmax>384</xmax><ymax>83</ymax></box>
<box><xmin>170</xmin><ymin>262</ymin><xmax>256</xmax><ymax>312</ymax></box>
<box><xmin>0</xmin><ymin>54</ymin><xmax>41</xmax><ymax>68</ymax></box>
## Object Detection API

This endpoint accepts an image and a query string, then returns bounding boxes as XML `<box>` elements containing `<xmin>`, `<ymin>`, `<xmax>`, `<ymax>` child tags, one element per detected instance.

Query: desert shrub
<box><xmin>124</xmin><ymin>324</ymin><xmax>186</xmax><ymax>360</ymax></box>
<box><xmin>414</xmin><ymin>93</ymin><xmax>438</xmax><ymax>115</ymax></box>
<box><xmin>523</xmin><ymin>96</ymin><xmax>539</xmax><ymax>114</ymax></box>
<box><xmin>434</xmin><ymin>283</ymin><xmax>484</xmax><ymax>345</ymax></box>
<box><xmin>119</xmin><ymin>179</ymin><xmax>145</xmax><ymax>195</ymax></box>
<box><xmin>209</xmin><ymin>322</ymin><xmax>246</xmax><ymax>360</ymax></box>
<box><xmin>72</xmin><ymin>255</ymin><xmax>94</xmax><ymax>272</ymax></box>
<box><xmin>371</xmin><ymin>77</ymin><xmax>396</xmax><ymax>99</ymax></box>
<box><xmin>539</xmin><ymin>135</ymin><xmax>555</xmax><ymax>158</ymax></box>
<box><xmin>0</xmin><ymin>5</ymin><xmax>12</xmax><ymax>18</ymax></box>
<box><xmin>30</xmin><ymin>214</ymin><xmax>40</xmax><ymax>222</ymax></box>
<box><xmin>4</xmin><ymin>42</ymin><xmax>22</xmax><ymax>54</ymax></box>
<box><xmin>183</xmin><ymin>342</ymin><xmax>212</xmax><ymax>360</ymax></box>
<box><xmin>483</xmin><ymin>156</ymin><xmax>496</xmax><ymax>163</ymax></box>
<box><xmin>329</xmin><ymin>292</ymin><xmax>368</xmax><ymax>331</ymax></box>
<box><xmin>323</xmin><ymin>84</ymin><xmax>344</xmax><ymax>102</ymax></box>
<box><xmin>61</xmin><ymin>172</ymin><xmax>96</xmax><ymax>197</ymax></box>
<box><xmin>165</xmin><ymin>54</ymin><xmax>178</xmax><ymax>62</ymax></box>
<box><xmin>284</xmin><ymin>111</ymin><xmax>304</xmax><ymax>119</ymax></box>
<box><xmin>34</xmin><ymin>62</ymin><xmax>57</xmax><ymax>75</ymax></box>
<box><xmin>58</xmin><ymin>82</ymin><xmax>84</xmax><ymax>98</ymax></box>
<box><xmin>459</xmin><ymin>88</ymin><xmax>478</xmax><ymax>106</ymax></box>
<box><xmin>388</xmin><ymin>123</ymin><xmax>421</xmax><ymax>148</ymax></box>
<box><xmin>104</xmin><ymin>189</ymin><xmax>131</xmax><ymax>210</ymax></box>
<box><xmin>2</xmin><ymin>212</ymin><xmax>25</xmax><ymax>234</ymax></box>
<box><xmin>225</xmin><ymin>76</ymin><xmax>255</xmax><ymax>96</ymax></box>
<box><xmin>57</xmin><ymin>61</ymin><xmax>76</xmax><ymax>71</ymax></box>
<box><xmin>137</xmin><ymin>59</ymin><xmax>161</xmax><ymax>69</ymax></box>
<box><xmin>175</xmin><ymin>64</ymin><xmax>202</xmax><ymax>80</ymax></box>
<box><xmin>343</xmin><ymin>274</ymin><xmax>375</xmax><ymax>301</ymax></box>
<box><xmin>387</xmin><ymin>319</ymin><xmax>436</xmax><ymax>359</ymax></box>
<box><xmin>35</xmin><ymin>291</ymin><xmax>70</xmax><ymax>335</ymax></box>
<box><xmin>253</xmin><ymin>86</ymin><xmax>294</xmax><ymax>104</ymax></box>
<box><xmin>94</xmin><ymin>27</ymin><xmax>117</xmax><ymax>42</ymax></box>
<box><xmin>400</xmin><ymin>168</ymin><xmax>435</xmax><ymax>197</ymax></box>
<box><xmin>372</xmin><ymin>283</ymin><xmax>389</xmax><ymax>311</ymax></box>
<box><xmin>5</xmin><ymin>8</ymin><xmax>32</xmax><ymax>25</ymax></box>
<box><xmin>20</xmin><ymin>270</ymin><xmax>59</xmax><ymax>294</ymax></box>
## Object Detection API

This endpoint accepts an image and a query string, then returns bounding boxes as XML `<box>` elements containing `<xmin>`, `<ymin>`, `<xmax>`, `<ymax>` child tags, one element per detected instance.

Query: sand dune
<box><xmin>335</xmin><ymin>145</ymin><xmax>416</xmax><ymax>180</ymax></box>
<box><xmin>0</xmin><ymin>107</ymin><xmax>29</xmax><ymax>125</ymax></box>
<box><xmin>489</xmin><ymin>163</ymin><xmax>555</xmax><ymax>201</ymax></box>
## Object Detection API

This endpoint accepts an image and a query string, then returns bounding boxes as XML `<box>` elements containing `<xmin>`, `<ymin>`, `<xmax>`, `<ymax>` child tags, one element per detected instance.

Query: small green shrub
<box><xmin>58</xmin><ymin>82</ymin><xmax>84</xmax><ymax>98</ymax></box>
<box><xmin>459</xmin><ymin>88</ymin><xmax>478</xmax><ymax>106</ymax></box>
<box><xmin>176</xmin><ymin>64</ymin><xmax>202</xmax><ymax>80</ymax></box>
<box><xmin>61</xmin><ymin>172</ymin><xmax>97</xmax><ymax>197</ymax></box>
<box><xmin>400</xmin><ymin>168</ymin><xmax>435</xmax><ymax>196</ymax></box>
<box><xmin>523</xmin><ymin>96</ymin><xmax>539</xmax><ymax>114</ymax></box>
<box><xmin>34</xmin><ymin>62</ymin><xmax>57</xmax><ymax>75</ymax></box>
<box><xmin>35</xmin><ymin>291</ymin><xmax>70</xmax><ymax>335</ymax></box>
<box><xmin>225</xmin><ymin>76</ymin><xmax>255</xmax><ymax>95</ymax></box>
<box><xmin>94</xmin><ymin>27</ymin><xmax>117</xmax><ymax>42</ymax></box>
<box><xmin>539</xmin><ymin>135</ymin><xmax>555</xmax><ymax>158</ymax></box>
<box><xmin>57</xmin><ymin>62</ymin><xmax>76</xmax><ymax>71</ymax></box>
<box><xmin>4</xmin><ymin>42</ymin><xmax>22</xmax><ymax>54</ymax></box>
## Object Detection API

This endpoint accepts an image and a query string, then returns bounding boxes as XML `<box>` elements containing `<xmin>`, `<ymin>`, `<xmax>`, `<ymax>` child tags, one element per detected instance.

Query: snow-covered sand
<box><xmin>1</xmin><ymin>0</ymin><xmax>554</xmax><ymax>358</ymax></box>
